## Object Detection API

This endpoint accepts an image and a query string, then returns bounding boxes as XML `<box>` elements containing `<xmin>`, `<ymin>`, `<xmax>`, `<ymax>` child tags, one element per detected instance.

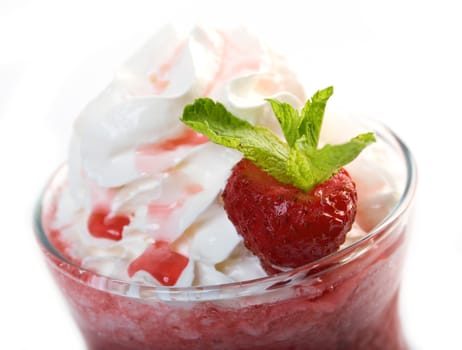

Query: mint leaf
<box><xmin>266</xmin><ymin>99</ymin><xmax>302</xmax><ymax>147</ymax></box>
<box><xmin>286</xmin><ymin>143</ymin><xmax>319</xmax><ymax>190</ymax></box>
<box><xmin>288</xmin><ymin>133</ymin><xmax>376</xmax><ymax>190</ymax></box>
<box><xmin>181</xmin><ymin>88</ymin><xmax>375</xmax><ymax>192</ymax></box>
<box><xmin>312</xmin><ymin>133</ymin><xmax>376</xmax><ymax>175</ymax></box>
<box><xmin>299</xmin><ymin>86</ymin><xmax>333</xmax><ymax>148</ymax></box>
<box><xmin>181</xmin><ymin>98</ymin><xmax>291</xmax><ymax>182</ymax></box>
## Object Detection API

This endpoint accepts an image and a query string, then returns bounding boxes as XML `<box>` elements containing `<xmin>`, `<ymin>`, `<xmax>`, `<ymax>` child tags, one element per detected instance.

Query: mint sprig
<box><xmin>181</xmin><ymin>87</ymin><xmax>376</xmax><ymax>191</ymax></box>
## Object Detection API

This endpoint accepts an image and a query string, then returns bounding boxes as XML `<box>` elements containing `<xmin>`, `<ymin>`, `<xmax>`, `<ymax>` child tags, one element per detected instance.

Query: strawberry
<box><xmin>222</xmin><ymin>159</ymin><xmax>356</xmax><ymax>272</ymax></box>
<box><xmin>182</xmin><ymin>86</ymin><xmax>375</xmax><ymax>272</ymax></box>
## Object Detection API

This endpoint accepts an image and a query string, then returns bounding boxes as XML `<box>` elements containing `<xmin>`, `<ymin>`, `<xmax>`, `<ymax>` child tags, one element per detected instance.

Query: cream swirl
<box><xmin>52</xmin><ymin>25</ymin><xmax>306</xmax><ymax>287</ymax></box>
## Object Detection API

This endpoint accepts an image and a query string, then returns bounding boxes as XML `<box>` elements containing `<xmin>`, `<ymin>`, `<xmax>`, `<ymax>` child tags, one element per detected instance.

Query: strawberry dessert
<box><xmin>35</xmin><ymin>25</ymin><xmax>417</xmax><ymax>350</ymax></box>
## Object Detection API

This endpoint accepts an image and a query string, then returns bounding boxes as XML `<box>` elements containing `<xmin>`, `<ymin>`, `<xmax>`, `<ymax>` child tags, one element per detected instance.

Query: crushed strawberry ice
<box><xmin>48</xmin><ymin>25</ymin><xmax>401</xmax><ymax>287</ymax></box>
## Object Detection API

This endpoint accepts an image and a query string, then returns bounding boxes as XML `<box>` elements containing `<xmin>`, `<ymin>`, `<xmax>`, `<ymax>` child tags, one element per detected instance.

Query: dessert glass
<box><xmin>34</xmin><ymin>117</ymin><xmax>417</xmax><ymax>350</ymax></box>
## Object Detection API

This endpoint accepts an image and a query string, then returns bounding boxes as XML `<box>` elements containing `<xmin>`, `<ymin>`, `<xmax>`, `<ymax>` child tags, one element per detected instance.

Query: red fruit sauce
<box><xmin>137</xmin><ymin>129</ymin><xmax>208</xmax><ymax>155</ymax></box>
<box><xmin>127</xmin><ymin>241</ymin><xmax>189</xmax><ymax>286</ymax></box>
<box><xmin>87</xmin><ymin>208</ymin><xmax>130</xmax><ymax>241</ymax></box>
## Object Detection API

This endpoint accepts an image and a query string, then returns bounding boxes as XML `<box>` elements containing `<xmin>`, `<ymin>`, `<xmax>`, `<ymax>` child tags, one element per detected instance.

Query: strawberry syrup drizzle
<box><xmin>137</xmin><ymin>128</ymin><xmax>208</xmax><ymax>155</ymax></box>
<box><xmin>87</xmin><ymin>208</ymin><xmax>130</xmax><ymax>241</ymax></box>
<box><xmin>135</xmin><ymin>128</ymin><xmax>208</xmax><ymax>177</ymax></box>
<box><xmin>128</xmin><ymin>241</ymin><xmax>189</xmax><ymax>286</ymax></box>
<box><xmin>185</xmin><ymin>183</ymin><xmax>204</xmax><ymax>195</ymax></box>
<box><xmin>148</xmin><ymin>202</ymin><xmax>181</xmax><ymax>221</ymax></box>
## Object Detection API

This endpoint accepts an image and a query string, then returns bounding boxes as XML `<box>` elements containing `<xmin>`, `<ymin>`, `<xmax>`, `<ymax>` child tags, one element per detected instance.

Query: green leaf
<box><xmin>286</xmin><ymin>143</ymin><xmax>318</xmax><ymax>191</ymax></box>
<box><xmin>266</xmin><ymin>99</ymin><xmax>302</xmax><ymax>147</ymax></box>
<box><xmin>299</xmin><ymin>86</ymin><xmax>333</xmax><ymax>148</ymax></box>
<box><xmin>286</xmin><ymin>132</ymin><xmax>375</xmax><ymax>191</ymax></box>
<box><xmin>311</xmin><ymin>132</ymin><xmax>376</xmax><ymax>176</ymax></box>
<box><xmin>180</xmin><ymin>88</ymin><xmax>376</xmax><ymax>192</ymax></box>
<box><xmin>181</xmin><ymin>98</ymin><xmax>291</xmax><ymax>183</ymax></box>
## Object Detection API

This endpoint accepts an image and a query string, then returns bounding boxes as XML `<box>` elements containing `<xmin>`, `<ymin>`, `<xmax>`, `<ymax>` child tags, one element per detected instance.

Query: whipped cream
<box><xmin>50</xmin><ymin>25</ymin><xmax>401</xmax><ymax>287</ymax></box>
<box><xmin>52</xmin><ymin>25</ymin><xmax>307</xmax><ymax>287</ymax></box>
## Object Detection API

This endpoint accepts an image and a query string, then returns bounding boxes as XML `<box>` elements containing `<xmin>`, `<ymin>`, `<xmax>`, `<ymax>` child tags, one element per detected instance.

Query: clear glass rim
<box><xmin>33</xmin><ymin>117</ymin><xmax>417</xmax><ymax>299</ymax></box>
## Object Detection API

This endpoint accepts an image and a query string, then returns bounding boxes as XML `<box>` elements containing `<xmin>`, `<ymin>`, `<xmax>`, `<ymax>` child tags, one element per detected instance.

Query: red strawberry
<box><xmin>182</xmin><ymin>86</ymin><xmax>375</xmax><ymax>272</ymax></box>
<box><xmin>222</xmin><ymin>159</ymin><xmax>357</xmax><ymax>273</ymax></box>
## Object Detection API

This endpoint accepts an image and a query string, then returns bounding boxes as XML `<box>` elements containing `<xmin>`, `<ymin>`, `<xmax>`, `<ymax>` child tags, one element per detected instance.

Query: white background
<box><xmin>1</xmin><ymin>0</ymin><xmax>461</xmax><ymax>349</ymax></box>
